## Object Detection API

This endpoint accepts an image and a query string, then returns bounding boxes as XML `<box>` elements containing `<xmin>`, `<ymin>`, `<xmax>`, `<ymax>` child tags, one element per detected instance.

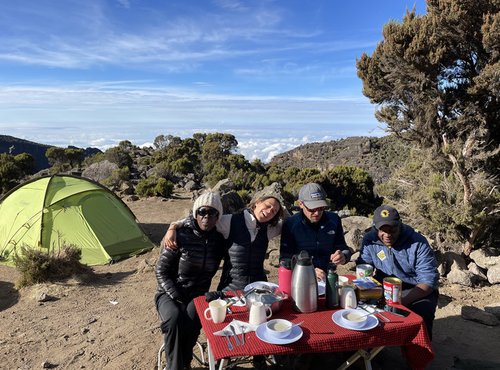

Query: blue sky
<box><xmin>0</xmin><ymin>0</ymin><xmax>426</xmax><ymax>162</ymax></box>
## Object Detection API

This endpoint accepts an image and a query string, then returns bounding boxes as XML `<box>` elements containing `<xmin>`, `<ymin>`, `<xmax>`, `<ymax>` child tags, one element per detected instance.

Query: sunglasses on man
<box><xmin>196</xmin><ymin>207</ymin><xmax>219</xmax><ymax>218</ymax></box>
<box><xmin>302</xmin><ymin>203</ymin><xmax>326</xmax><ymax>214</ymax></box>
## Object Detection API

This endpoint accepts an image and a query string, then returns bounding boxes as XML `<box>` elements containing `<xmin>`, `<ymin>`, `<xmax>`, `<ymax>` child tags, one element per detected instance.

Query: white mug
<box><xmin>203</xmin><ymin>299</ymin><xmax>227</xmax><ymax>324</ymax></box>
<box><xmin>249</xmin><ymin>301</ymin><xmax>272</xmax><ymax>326</ymax></box>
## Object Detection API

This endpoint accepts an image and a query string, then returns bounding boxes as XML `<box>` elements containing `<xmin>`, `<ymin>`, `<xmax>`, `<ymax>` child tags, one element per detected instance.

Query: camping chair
<box><xmin>156</xmin><ymin>246</ymin><xmax>208</xmax><ymax>369</ymax></box>
<box><xmin>157</xmin><ymin>340</ymin><xmax>207</xmax><ymax>370</ymax></box>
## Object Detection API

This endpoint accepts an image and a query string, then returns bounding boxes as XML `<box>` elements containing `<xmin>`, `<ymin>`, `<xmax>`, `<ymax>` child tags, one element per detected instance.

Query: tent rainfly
<box><xmin>0</xmin><ymin>174</ymin><xmax>155</xmax><ymax>266</ymax></box>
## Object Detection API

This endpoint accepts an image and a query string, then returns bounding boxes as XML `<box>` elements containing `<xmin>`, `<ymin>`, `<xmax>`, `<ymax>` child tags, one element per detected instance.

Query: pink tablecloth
<box><xmin>194</xmin><ymin>296</ymin><xmax>434</xmax><ymax>370</ymax></box>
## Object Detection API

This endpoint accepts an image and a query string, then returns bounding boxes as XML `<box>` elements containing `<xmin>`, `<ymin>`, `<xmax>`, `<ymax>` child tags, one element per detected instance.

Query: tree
<box><xmin>357</xmin><ymin>0</ymin><xmax>500</xmax><ymax>254</ymax></box>
<box><xmin>321</xmin><ymin>166</ymin><xmax>381</xmax><ymax>215</ymax></box>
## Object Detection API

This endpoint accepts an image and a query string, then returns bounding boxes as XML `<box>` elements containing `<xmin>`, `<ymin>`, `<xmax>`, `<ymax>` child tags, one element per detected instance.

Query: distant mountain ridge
<box><xmin>1</xmin><ymin>134</ymin><xmax>408</xmax><ymax>183</ymax></box>
<box><xmin>0</xmin><ymin>135</ymin><xmax>101</xmax><ymax>171</ymax></box>
<box><xmin>270</xmin><ymin>135</ymin><xmax>410</xmax><ymax>184</ymax></box>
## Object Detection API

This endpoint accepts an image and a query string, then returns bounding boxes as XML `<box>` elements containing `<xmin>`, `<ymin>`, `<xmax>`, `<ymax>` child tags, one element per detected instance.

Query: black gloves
<box><xmin>205</xmin><ymin>291</ymin><xmax>226</xmax><ymax>302</ymax></box>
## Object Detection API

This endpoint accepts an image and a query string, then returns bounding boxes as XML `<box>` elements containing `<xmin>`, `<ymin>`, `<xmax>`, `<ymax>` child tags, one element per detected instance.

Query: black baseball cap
<box><xmin>373</xmin><ymin>205</ymin><xmax>401</xmax><ymax>229</ymax></box>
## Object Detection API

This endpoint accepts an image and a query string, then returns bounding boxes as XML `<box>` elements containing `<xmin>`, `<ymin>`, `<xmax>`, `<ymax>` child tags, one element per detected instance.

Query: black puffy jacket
<box><xmin>217</xmin><ymin>212</ymin><xmax>269</xmax><ymax>291</ymax></box>
<box><xmin>155</xmin><ymin>217</ymin><xmax>227</xmax><ymax>302</ymax></box>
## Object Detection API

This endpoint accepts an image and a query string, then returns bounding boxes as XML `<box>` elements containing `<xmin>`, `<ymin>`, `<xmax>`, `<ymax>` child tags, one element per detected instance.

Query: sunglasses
<box><xmin>302</xmin><ymin>203</ymin><xmax>326</xmax><ymax>213</ymax></box>
<box><xmin>196</xmin><ymin>207</ymin><xmax>219</xmax><ymax>218</ymax></box>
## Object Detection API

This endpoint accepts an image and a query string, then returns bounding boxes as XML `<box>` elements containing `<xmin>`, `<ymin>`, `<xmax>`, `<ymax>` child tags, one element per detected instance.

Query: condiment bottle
<box><xmin>325</xmin><ymin>262</ymin><xmax>339</xmax><ymax>309</ymax></box>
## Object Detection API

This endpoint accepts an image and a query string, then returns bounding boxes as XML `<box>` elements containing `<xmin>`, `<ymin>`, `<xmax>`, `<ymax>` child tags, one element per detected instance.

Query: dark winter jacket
<box><xmin>280</xmin><ymin>211</ymin><xmax>351</xmax><ymax>272</ymax></box>
<box><xmin>155</xmin><ymin>216</ymin><xmax>226</xmax><ymax>302</ymax></box>
<box><xmin>217</xmin><ymin>211</ymin><xmax>269</xmax><ymax>291</ymax></box>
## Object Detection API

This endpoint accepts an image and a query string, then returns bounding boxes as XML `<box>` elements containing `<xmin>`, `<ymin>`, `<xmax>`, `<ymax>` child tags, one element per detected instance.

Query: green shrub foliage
<box><xmin>322</xmin><ymin>166</ymin><xmax>381</xmax><ymax>215</ymax></box>
<box><xmin>12</xmin><ymin>244</ymin><xmax>87</xmax><ymax>288</ymax></box>
<box><xmin>136</xmin><ymin>177</ymin><xmax>174</xmax><ymax>197</ymax></box>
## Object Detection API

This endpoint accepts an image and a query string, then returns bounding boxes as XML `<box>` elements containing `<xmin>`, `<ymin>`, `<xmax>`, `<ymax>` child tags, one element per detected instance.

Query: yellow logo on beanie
<box><xmin>380</xmin><ymin>210</ymin><xmax>390</xmax><ymax>218</ymax></box>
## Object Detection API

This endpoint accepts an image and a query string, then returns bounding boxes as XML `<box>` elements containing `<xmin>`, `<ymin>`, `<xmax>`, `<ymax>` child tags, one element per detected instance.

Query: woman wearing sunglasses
<box><xmin>155</xmin><ymin>192</ymin><xmax>227</xmax><ymax>370</ymax></box>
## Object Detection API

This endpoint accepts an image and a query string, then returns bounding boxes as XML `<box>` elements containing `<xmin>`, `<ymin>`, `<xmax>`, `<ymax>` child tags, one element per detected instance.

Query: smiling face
<box><xmin>253</xmin><ymin>197</ymin><xmax>281</xmax><ymax>223</ymax></box>
<box><xmin>377</xmin><ymin>224</ymin><xmax>401</xmax><ymax>247</ymax></box>
<box><xmin>195</xmin><ymin>206</ymin><xmax>219</xmax><ymax>231</ymax></box>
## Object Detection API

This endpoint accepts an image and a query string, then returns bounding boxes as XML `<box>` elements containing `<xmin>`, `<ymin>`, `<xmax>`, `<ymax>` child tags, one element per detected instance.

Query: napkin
<box><xmin>213</xmin><ymin>319</ymin><xmax>257</xmax><ymax>336</ymax></box>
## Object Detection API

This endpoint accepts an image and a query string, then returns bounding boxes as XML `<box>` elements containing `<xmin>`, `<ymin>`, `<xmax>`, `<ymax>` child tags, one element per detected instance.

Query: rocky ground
<box><xmin>1</xmin><ymin>192</ymin><xmax>500</xmax><ymax>370</ymax></box>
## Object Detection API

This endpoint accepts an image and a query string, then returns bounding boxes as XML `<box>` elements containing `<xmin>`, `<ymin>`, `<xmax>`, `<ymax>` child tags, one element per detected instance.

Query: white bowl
<box><xmin>340</xmin><ymin>309</ymin><xmax>368</xmax><ymax>329</ymax></box>
<box><xmin>265</xmin><ymin>319</ymin><xmax>292</xmax><ymax>338</ymax></box>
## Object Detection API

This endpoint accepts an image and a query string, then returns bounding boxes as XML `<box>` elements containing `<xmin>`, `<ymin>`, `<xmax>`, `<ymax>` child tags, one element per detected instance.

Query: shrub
<box><xmin>101</xmin><ymin>167</ymin><xmax>130</xmax><ymax>188</ymax></box>
<box><xmin>13</xmin><ymin>244</ymin><xmax>88</xmax><ymax>288</ymax></box>
<box><xmin>136</xmin><ymin>177</ymin><xmax>174</xmax><ymax>197</ymax></box>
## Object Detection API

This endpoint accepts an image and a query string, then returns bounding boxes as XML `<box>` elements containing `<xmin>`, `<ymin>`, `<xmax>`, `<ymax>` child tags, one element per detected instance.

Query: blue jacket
<box><xmin>357</xmin><ymin>224</ymin><xmax>439</xmax><ymax>289</ymax></box>
<box><xmin>280</xmin><ymin>211</ymin><xmax>351</xmax><ymax>272</ymax></box>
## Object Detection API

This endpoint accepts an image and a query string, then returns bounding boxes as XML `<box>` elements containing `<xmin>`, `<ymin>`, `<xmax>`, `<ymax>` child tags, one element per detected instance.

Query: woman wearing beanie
<box><xmin>155</xmin><ymin>192</ymin><xmax>226</xmax><ymax>370</ymax></box>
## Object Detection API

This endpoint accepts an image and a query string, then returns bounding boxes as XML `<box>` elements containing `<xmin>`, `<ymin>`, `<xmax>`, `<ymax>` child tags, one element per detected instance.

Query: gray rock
<box><xmin>221</xmin><ymin>191</ymin><xmax>246</xmax><ymax>214</ymax></box>
<box><xmin>82</xmin><ymin>160</ymin><xmax>118</xmax><ymax>182</ymax></box>
<box><xmin>467</xmin><ymin>262</ymin><xmax>488</xmax><ymax>282</ymax></box>
<box><xmin>487</xmin><ymin>264</ymin><xmax>500</xmax><ymax>284</ymax></box>
<box><xmin>37</xmin><ymin>292</ymin><xmax>49</xmax><ymax>302</ymax></box>
<box><xmin>461</xmin><ymin>305</ymin><xmax>499</xmax><ymax>326</ymax></box>
<box><xmin>470</xmin><ymin>249</ymin><xmax>500</xmax><ymax>269</ymax></box>
<box><xmin>447</xmin><ymin>267</ymin><xmax>474</xmax><ymax>287</ymax></box>
<box><xmin>484</xmin><ymin>303</ymin><xmax>500</xmax><ymax>319</ymax></box>
<box><xmin>184</xmin><ymin>180</ymin><xmax>199</xmax><ymax>191</ymax></box>
<box><xmin>341</xmin><ymin>216</ymin><xmax>372</xmax><ymax>253</ymax></box>
<box><xmin>437</xmin><ymin>263</ymin><xmax>447</xmax><ymax>277</ymax></box>
<box><xmin>119</xmin><ymin>181</ymin><xmax>134</xmax><ymax>195</ymax></box>
<box><xmin>212</xmin><ymin>178</ymin><xmax>235</xmax><ymax>193</ymax></box>
<box><xmin>441</xmin><ymin>251</ymin><xmax>467</xmax><ymax>275</ymax></box>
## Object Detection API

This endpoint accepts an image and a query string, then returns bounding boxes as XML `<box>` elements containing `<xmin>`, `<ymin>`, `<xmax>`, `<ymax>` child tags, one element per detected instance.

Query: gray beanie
<box><xmin>192</xmin><ymin>192</ymin><xmax>223</xmax><ymax>217</ymax></box>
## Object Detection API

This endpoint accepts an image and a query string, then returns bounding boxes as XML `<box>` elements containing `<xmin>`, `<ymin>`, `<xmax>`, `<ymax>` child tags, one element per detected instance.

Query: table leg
<box><xmin>207</xmin><ymin>340</ymin><xmax>216</xmax><ymax>370</ymax></box>
<box><xmin>336</xmin><ymin>346</ymin><xmax>384</xmax><ymax>370</ymax></box>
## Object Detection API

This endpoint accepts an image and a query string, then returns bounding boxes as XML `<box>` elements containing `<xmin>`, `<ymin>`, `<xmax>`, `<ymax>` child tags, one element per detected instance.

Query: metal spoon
<box><xmin>290</xmin><ymin>320</ymin><xmax>305</xmax><ymax>329</ymax></box>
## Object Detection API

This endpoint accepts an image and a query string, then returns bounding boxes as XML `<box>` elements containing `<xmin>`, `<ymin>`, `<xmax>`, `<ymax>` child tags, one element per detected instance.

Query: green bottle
<box><xmin>325</xmin><ymin>262</ymin><xmax>339</xmax><ymax>309</ymax></box>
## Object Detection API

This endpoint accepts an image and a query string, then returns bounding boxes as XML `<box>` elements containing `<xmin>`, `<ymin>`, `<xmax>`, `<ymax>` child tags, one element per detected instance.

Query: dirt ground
<box><xmin>1</xmin><ymin>191</ymin><xmax>500</xmax><ymax>370</ymax></box>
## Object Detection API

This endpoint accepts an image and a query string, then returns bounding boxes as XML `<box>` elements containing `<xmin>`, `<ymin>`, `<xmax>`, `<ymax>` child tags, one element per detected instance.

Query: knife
<box><xmin>233</xmin><ymin>321</ymin><xmax>245</xmax><ymax>344</ymax></box>
<box><xmin>229</xmin><ymin>324</ymin><xmax>241</xmax><ymax>346</ymax></box>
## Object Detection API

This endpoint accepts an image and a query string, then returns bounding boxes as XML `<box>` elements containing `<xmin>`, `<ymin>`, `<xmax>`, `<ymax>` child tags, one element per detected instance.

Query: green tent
<box><xmin>0</xmin><ymin>174</ymin><xmax>155</xmax><ymax>266</ymax></box>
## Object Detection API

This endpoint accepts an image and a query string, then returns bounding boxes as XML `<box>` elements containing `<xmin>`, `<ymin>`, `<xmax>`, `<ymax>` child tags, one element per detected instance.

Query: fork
<box><xmin>222</xmin><ymin>330</ymin><xmax>234</xmax><ymax>351</ymax></box>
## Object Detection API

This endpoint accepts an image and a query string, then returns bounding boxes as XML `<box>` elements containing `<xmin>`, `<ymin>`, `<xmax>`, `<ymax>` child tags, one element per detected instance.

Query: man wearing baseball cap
<box><xmin>280</xmin><ymin>182</ymin><xmax>351</xmax><ymax>282</ymax></box>
<box><xmin>357</xmin><ymin>205</ymin><xmax>439</xmax><ymax>340</ymax></box>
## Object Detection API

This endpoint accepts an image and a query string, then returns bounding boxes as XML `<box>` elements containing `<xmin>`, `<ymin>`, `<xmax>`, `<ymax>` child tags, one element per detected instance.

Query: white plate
<box><xmin>244</xmin><ymin>281</ymin><xmax>279</xmax><ymax>292</ymax></box>
<box><xmin>332</xmin><ymin>310</ymin><xmax>379</xmax><ymax>331</ymax></box>
<box><xmin>255</xmin><ymin>322</ymin><xmax>303</xmax><ymax>345</ymax></box>
<box><xmin>318</xmin><ymin>281</ymin><xmax>325</xmax><ymax>296</ymax></box>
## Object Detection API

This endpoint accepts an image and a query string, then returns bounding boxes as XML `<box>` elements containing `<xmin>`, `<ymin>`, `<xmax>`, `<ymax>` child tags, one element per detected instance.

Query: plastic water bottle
<box><xmin>325</xmin><ymin>263</ymin><xmax>339</xmax><ymax>309</ymax></box>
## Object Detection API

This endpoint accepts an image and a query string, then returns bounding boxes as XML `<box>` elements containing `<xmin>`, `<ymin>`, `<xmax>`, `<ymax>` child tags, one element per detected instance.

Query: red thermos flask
<box><xmin>278</xmin><ymin>258</ymin><xmax>292</xmax><ymax>296</ymax></box>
